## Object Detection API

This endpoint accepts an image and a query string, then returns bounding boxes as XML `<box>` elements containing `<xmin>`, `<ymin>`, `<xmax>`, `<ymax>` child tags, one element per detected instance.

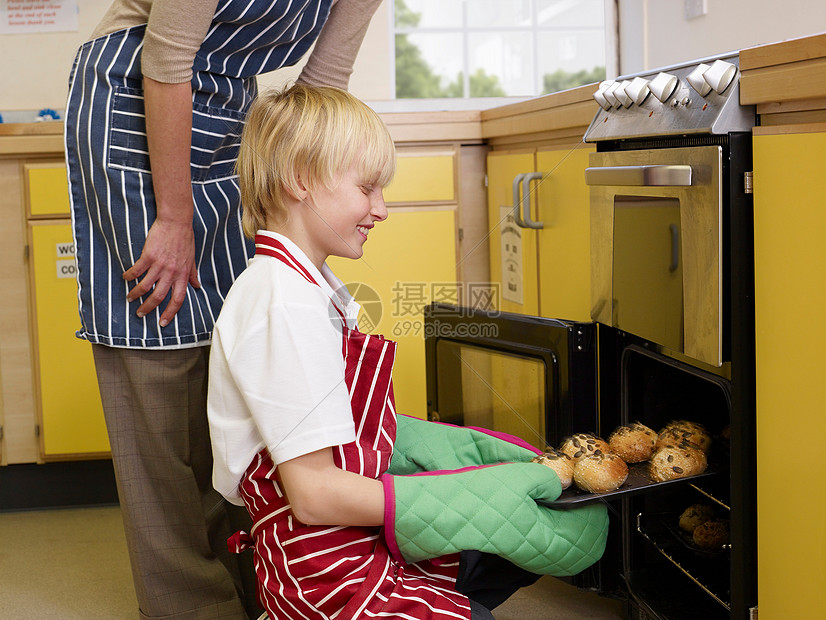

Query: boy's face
<box><xmin>300</xmin><ymin>163</ymin><xmax>388</xmax><ymax>266</ymax></box>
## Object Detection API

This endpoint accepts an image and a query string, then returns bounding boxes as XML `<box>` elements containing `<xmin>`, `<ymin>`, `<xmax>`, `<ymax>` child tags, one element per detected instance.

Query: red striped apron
<box><xmin>230</xmin><ymin>235</ymin><xmax>473</xmax><ymax>620</ymax></box>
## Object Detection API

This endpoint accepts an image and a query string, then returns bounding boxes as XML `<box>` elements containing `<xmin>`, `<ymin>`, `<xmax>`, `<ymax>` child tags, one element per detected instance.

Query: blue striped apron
<box><xmin>65</xmin><ymin>0</ymin><xmax>333</xmax><ymax>348</ymax></box>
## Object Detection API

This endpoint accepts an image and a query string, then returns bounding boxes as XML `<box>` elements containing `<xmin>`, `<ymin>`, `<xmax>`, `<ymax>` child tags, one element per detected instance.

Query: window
<box><xmin>393</xmin><ymin>0</ymin><xmax>609</xmax><ymax>99</ymax></box>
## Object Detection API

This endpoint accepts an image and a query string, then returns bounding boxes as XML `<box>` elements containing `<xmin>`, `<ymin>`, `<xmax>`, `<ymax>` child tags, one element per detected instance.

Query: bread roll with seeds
<box><xmin>678</xmin><ymin>503</ymin><xmax>717</xmax><ymax>533</ymax></box>
<box><xmin>572</xmin><ymin>452</ymin><xmax>629</xmax><ymax>493</ymax></box>
<box><xmin>608</xmin><ymin>422</ymin><xmax>657</xmax><ymax>463</ymax></box>
<box><xmin>531</xmin><ymin>449</ymin><xmax>574</xmax><ymax>490</ymax></box>
<box><xmin>656</xmin><ymin>420</ymin><xmax>712</xmax><ymax>454</ymax></box>
<box><xmin>692</xmin><ymin>518</ymin><xmax>729</xmax><ymax>550</ymax></box>
<box><xmin>649</xmin><ymin>443</ymin><xmax>707</xmax><ymax>482</ymax></box>
<box><xmin>559</xmin><ymin>433</ymin><xmax>611</xmax><ymax>462</ymax></box>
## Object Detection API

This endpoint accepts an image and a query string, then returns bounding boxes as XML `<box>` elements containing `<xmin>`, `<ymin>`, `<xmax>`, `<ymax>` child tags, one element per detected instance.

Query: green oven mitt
<box><xmin>387</xmin><ymin>413</ymin><xmax>542</xmax><ymax>475</ymax></box>
<box><xmin>381</xmin><ymin>462</ymin><xmax>609</xmax><ymax>576</ymax></box>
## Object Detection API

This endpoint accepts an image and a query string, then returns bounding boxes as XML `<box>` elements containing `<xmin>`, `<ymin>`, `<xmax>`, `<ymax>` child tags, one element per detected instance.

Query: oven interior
<box><xmin>616</xmin><ymin>345</ymin><xmax>732</xmax><ymax>620</ymax></box>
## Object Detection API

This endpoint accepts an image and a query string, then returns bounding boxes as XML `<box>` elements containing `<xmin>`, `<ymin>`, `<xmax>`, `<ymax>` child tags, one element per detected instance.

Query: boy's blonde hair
<box><xmin>237</xmin><ymin>83</ymin><xmax>396</xmax><ymax>238</ymax></box>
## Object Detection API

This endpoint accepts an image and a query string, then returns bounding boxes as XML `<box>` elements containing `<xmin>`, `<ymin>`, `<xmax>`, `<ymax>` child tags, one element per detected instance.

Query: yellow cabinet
<box><xmin>25</xmin><ymin>163</ymin><xmax>109</xmax><ymax>460</ymax></box>
<box><xmin>329</xmin><ymin>150</ymin><xmax>459</xmax><ymax>419</ymax></box>
<box><xmin>28</xmin><ymin>221</ymin><xmax>109</xmax><ymax>458</ymax></box>
<box><xmin>486</xmin><ymin>150</ymin><xmax>539</xmax><ymax>315</ymax></box>
<box><xmin>535</xmin><ymin>145</ymin><xmax>593</xmax><ymax>322</ymax></box>
<box><xmin>753</xmin><ymin>131</ymin><xmax>826</xmax><ymax>617</ymax></box>
<box><xmin>486</xmin><ymin>143</ymin><xmax>593</xmax><ymax>321</ymax></box>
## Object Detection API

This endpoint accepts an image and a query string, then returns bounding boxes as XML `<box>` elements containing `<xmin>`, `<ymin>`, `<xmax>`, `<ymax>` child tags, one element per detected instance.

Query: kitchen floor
<box><xmin>0</xmin><ymin>505</ymin><xmax>625</xmax><ymax>619</ymax></box>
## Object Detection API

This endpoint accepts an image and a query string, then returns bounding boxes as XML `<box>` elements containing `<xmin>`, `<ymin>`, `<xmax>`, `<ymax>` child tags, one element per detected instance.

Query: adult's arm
<box><xmin>277</xmin><ymin>447</ymin><xmax>384</xmax><ymax>526</ymax></box>
<box><xmin>121</xmin><ymin>1</ymin><xmax>219</xmax><ymax>325</ymax></box>
<box><xmin>297</xmin><ymin>0</ymin><xmax>383</xmax><ymax>89</ymax></box>
<box><xmin>123</xmin><ymin>78</ymin><xmax>200</xmax><ymax>327</ymax></box>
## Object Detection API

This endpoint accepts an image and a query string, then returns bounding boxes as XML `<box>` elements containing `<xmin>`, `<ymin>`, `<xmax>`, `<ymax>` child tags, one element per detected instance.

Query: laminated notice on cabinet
<box><xmin>499</xmin><ymin>205</ymin><xmax>523</xmax><ymax>305</ymax></box>
<box><xmin>1</xmin><ymin>1</ymin><xmax>78</xmax><ymax>34</ymax></box>
<box><xmin>55</xmin><ymin>242</ymin><xmax>76</xmax><ymax>279</ymax></box>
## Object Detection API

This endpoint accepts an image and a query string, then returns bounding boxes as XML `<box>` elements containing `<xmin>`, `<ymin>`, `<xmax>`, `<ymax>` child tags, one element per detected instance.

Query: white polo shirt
<box><xmin>208</xmin><ymin>231</ymin><xmax>359</xmax><ymax>504</ymax></box>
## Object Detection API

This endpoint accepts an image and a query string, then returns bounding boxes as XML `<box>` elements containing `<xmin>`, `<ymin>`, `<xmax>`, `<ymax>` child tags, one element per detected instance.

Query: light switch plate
<box><xmin>684</xmin><ymin>0</ymin><xmax>708</xmax><ymax>20</ymax></box>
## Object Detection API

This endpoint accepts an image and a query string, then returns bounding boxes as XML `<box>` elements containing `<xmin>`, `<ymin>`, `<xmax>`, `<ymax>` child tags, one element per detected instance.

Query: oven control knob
<box><xmin>687</xmin><ymin>63</ymin><xmax>713</xmax><ymax>96</ymax></box>
<box><xmin>649</xmin><ymin>71</ymin><xmax>679</xmax><ymax>103</ymax></box>
<box><xmin>593</xmin><ymin>80</ymin><xmax>615</xmax><ymax>110</ymax></box>
<box><xmin>614</xmin><ymin>80</ymin><xmax>634</xmax><ymax>108</ymax></box>
<box><xmin>624</xmin><ymin>76</ymin><xmax>651</xmax><ymax>105</ymax></box>
<box><xmin>704</xmin><ymin>58</ymin><xmax>737</xmax><ymax>94</ymax></box>
<box><xmin>603</xmin><ymin>81</ymin><xmax>623</xmax><ymax>108</ymax></box>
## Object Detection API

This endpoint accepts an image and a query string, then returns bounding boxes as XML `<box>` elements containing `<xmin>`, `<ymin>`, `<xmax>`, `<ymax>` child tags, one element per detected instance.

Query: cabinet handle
<box><xmin>512</xmin><ymin>172</ymin><xmax>545</xmax><ymax>229</ymax></box>
<box><xmin>584</xmin><ymin>165</ymin><xmax>692</xmax><ymax>186</ymax></box>
<box><xmin>511</xmin><ymin>173</ymin><xmax>528</xmax><ymax>227</ymax></box>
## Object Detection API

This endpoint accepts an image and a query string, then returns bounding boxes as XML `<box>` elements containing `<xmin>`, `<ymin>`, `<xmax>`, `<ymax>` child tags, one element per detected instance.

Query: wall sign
<box><xmin>1</xmin><ymin>0</ymin><xmax>77</xmax><ymax>34</ymax></box>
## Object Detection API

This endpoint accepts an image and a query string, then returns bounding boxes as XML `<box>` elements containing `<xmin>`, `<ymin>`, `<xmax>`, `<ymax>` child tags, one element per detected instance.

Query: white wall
<box><xmin>0</xmin><ymin>0</ymin><xmax>394</xmax><ymax>113</ymax></box>
<box><xmin>617</xmin><ymin>0</ymin><xmax>826</xmax><ymax>76</ymax></box>
<box><xmin>1</xmin><ymin>0</ymin><xmax>825</xmax><ymax>113</ymax></box>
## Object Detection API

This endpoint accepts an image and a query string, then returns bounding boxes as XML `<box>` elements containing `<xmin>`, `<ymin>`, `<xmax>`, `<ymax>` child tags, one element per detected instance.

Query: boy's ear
<box><xmin>284</xmin><ymin>174</ymin><xmax>309</xmax><ymax>202</ymax></box>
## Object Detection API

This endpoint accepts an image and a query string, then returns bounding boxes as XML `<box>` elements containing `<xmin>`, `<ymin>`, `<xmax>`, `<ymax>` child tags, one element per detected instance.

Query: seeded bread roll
<box><xmin>572</xmin><ymin>452</ymin><xmax>629</xmax><ymax>493</ymax></box>
<box><xmin>656</xmin><ymin>420</ymin><xmax>712</xmax><ymax>454</ymax></box>
<box><xmin>692</xmin><ymin>518</ymin><xmax>729</xmax><ymax>550</ymax></box>
<box><xmin>559</xmin><ymin>433</ymin><xmax>612</xmax><ymax>462</ymax></box>
<box><xmin>608</xmin><ymin>422</ymin><xmax>657</xmax><ymax>463</ymax></box>
<box><xmin>649</xmin><ymin>443</ymin><xmax>707</xmax><ymax>482</ymax></box>
<box><xmin>678</xmin><ymin>503</ymin><xmax>717</xmax><ymax>533</ymax></box>
<box><xmin>531</xmin><ymin>449</ymin><xmax>574</xmax><ymax>490</ymax></box>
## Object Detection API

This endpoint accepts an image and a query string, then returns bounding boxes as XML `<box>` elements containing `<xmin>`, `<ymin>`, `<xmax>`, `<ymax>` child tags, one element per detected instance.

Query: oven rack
<box><xmin>636</xmin><ymin>512</ymin><xmax>731</xmax><ymax>612</ymax></box>
<box><xmin>688</xmin><ymin>483</ymin><xmax>730</xmax><ymax>511</ymax></box>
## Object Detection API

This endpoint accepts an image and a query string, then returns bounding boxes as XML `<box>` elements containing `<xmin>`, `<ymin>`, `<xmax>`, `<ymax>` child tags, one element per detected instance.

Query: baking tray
<box><xmin>537</xmin><ymin>461</ymin><xmax>719</xmax><ymax>507</ymax></box>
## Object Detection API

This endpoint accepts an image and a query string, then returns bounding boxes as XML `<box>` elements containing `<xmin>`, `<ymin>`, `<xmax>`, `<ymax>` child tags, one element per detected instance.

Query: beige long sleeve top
<box><xmin>89</xmin><ymin>0</ymin><xmax>380</xmax><ymax>89</ymax></box>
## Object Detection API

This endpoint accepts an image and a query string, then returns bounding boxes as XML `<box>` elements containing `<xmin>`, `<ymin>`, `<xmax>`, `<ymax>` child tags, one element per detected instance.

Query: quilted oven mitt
<box><xmin>387</xmin><ymin>413</ymin><xmax>542</xmax><ymax>475</ymax></box>
<box><xmin>381</xmin><ymin>462</ymin><xmax>609</xmax><ymax>576</ymax></box>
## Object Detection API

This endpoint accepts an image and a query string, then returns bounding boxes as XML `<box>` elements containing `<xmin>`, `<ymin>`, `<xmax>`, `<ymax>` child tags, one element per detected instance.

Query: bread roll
<box><xmin>531</xmin><ymin>449</ymin><xmax>574</xmax><ymax>490</ymax></box>
<box><xmin>678</xmin><ymin>504</ymin><xmax>717</xmax><ymax>533</ymax></box>
<box><xmin>572</xmin><ymin>452</ymin><xmax>629</xmax><ymax>493</ymax></box>
<box><xmin>692</xmin><ymin>518</ymin><xmax>729</xmax><ymax>550</ymax></box>
<box><xmin>559</xmin><ymin>433</ymin><xmax>611</xmax><ymax>462</ymax></box>
<box><xmin>608</xmin><ymin>422</ymin><xmax>657</xmax><ymax>463</ymax></box>
<box><xmin>656</xmin><ymin>420</ymin><xmax>712</xmax><ymax>454</ymax></box>
<box><xmin>649</xmin><ymin>443</ymin><xmax>707</xmax><ymax>482</ymax></box>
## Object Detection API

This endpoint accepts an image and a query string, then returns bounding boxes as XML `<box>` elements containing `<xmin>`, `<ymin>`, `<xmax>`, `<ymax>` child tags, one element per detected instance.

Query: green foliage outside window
<box><xmin>542</xmin><ymin>67</ymin><xmax>606</xmax><ymax>95</ymax></box>
<box><xmin>395</xmin><ymin>0</ymin><xmax>605</xmax><ymax>99</ymax></box>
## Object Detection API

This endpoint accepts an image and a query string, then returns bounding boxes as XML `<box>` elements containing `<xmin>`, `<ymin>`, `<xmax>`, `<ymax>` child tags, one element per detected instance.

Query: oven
<box><xmin>424</xmin><ymin>53</ymin><xmax>757</xmax><ymax>619</ymax></box>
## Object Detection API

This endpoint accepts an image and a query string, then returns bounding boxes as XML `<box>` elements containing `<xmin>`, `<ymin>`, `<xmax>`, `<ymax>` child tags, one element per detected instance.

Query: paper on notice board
<box><xmin>1</xmin><ymin>0</ymin><xmax>78</xmax><ymax>34</ymax></box>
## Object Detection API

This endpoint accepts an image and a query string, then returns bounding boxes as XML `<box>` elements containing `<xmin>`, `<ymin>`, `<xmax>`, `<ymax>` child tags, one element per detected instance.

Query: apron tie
<box><xmin>228</xmin><ymin>529</ymin><xmax>254</xmax><ymax>554</ymax></box>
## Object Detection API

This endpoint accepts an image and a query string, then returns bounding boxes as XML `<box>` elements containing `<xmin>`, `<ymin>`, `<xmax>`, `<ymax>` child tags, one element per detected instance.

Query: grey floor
<box><xmin>0</xmin><ymin>505</ymin><xmax>625</xmax><ymax>619</ymax></box>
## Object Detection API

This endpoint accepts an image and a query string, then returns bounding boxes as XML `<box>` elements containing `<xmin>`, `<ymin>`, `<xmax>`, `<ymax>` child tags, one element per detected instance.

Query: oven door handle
<box><xmin>584</xmin><ymin>165</ymin><xmax>693</xmax><ymax>186</ymax></box>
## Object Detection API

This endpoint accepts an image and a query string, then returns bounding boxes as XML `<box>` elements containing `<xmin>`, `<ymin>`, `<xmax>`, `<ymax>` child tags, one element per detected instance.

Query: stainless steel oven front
<box><xmin>586</xmin><ymin>145</ymin><xmax>725</xmax><ymax>367</ymax></box>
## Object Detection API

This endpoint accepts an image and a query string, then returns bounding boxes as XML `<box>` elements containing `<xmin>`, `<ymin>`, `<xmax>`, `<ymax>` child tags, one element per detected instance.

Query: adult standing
<box><xmin>64</xmin><ymin>1</ymin><xmax>382</xmax><ymax>618</ymax></box>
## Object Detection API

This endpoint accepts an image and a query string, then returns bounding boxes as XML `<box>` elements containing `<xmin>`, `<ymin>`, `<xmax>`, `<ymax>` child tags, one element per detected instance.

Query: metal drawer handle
<box><xmin>511</xmin><ymin>172</ymin><xmax>545</xmax><ymax>229</ymax></box>
<box><xmin>585</xmin><ymin>165</ymin><xmax>693</xmax><ymax>187</ymax></box>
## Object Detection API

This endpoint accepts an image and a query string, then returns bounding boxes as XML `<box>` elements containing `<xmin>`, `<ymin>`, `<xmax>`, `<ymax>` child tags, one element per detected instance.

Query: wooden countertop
<box><xmin>740</xmin><ymin>32</ymin><xmax>826</xmax><ymax>134</ymax></box>
<box><xmin>0</xmin><ymin>83</ymin><xmax>601</xmax><ymax>156</ymax></box>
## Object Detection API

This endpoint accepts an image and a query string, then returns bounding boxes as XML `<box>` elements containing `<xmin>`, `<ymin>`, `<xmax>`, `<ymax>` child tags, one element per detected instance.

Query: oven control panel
<box><xmin>584</xmin><ymin>53</ymin><xmax>755</xmax><ymax>142</ymax></box>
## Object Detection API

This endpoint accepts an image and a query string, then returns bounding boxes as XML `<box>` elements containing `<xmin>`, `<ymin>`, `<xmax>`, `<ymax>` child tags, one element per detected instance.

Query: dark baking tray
<box><xmin>537</xmin><ymin>461</ymin><xmax>719</xmax><ymax>507</ymax></box>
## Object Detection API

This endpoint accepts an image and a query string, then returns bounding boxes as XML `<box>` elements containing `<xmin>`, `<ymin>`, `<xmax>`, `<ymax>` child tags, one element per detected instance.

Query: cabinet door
<box><xmin>486</xmin><ymin>150</ymin><xmax>538</xmax><ymax>315</ymax></box>
<box><xmin>753</xmin><ymin>131</ymin><xmax>826</xmax><ymax>617</ymax></box>
<box><xmin>29</xmin><ymin>221</ymin><xmax>109</xmax><ymax>458</ymax></box>
<box><xmin>535</xmin><ymin>145</ymin><xmax>594</xmax><ymax>322</ymax></box>
<box><xmin>328</xmin><ymin>208</ymin><xmax>457</xmax><ymax>420</ymax></box>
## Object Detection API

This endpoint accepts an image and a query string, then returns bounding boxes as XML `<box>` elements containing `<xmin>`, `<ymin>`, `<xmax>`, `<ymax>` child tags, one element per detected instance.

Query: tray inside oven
<box><xmin>537</xmin><ymin>461</ymin><xmax>719</xmax><ymax>507</ymax></box>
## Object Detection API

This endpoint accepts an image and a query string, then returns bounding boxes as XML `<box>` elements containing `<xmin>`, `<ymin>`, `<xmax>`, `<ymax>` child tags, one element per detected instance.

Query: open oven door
<box><xmin>423</xmin><ymin>302</ymin><xmax>623</xmax><ymax>595</ymax></box>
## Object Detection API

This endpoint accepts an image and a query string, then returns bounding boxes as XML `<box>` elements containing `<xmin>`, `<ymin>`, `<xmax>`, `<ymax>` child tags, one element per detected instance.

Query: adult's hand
<box><xmin>124</xmin><ymin>218</ymin><xmax>200</xmax><ymax>327</ymax></box>
<box><xmin>123</xmin><ymin>77</ymin><xmax>200</xmax><ymax>327</ymax></box>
